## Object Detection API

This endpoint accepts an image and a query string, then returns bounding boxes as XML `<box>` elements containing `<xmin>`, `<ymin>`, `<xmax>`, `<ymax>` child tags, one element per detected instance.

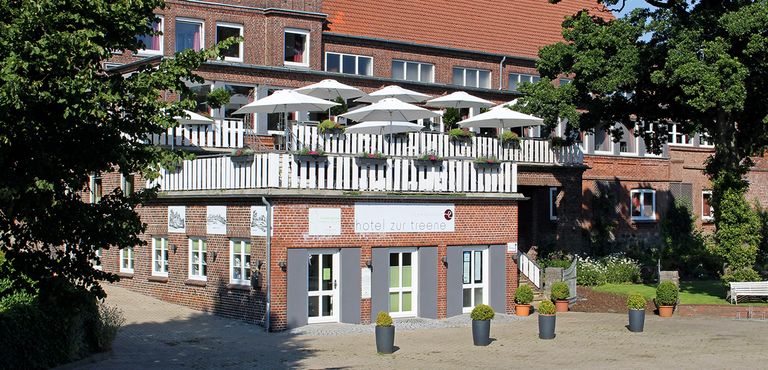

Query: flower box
<box><xmin>413</xmin><ymin>158</ymin><xmax>443</xmax><ymax>167</ymax></box>
<box><xmin>231</xmin><ymin>154</ymin><xmax>255</xmax><ymax>164</ymax></box>
<box><xmin>294</xmin><ymin>154</ymin><xmax>327</xmax><ymax>162</ymax></box>
<box><xmin>474</xmin><ymin>161</ymin><xmax>501</xmax><ymax>169</ymax></box>
<box><xmin>356</xmin><ymin>156</ymin><xmax>388</xmax><ymax>166</ymax></box>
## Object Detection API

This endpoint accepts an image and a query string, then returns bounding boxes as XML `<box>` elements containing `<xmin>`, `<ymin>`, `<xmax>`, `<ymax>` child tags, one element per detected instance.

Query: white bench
<box><xmin>728</xmin><ymin>282</ymin><xmax>768</xmax><ymax>304</ymax></box>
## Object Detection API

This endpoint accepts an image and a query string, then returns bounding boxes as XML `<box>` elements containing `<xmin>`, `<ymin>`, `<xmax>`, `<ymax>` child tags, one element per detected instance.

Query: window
<box><xmin>392</xmin><ymin>60</ymin><xmax>434</xmax><ymax>83</ymax></box>
<box><xmin>284</xmin><ymin>28</ymin><xmax>309</xmax><ymax>67</ymax></box>
<box><xmin>121</xmin><ymin>174</ymin><xmax>134</xmax><ymax>196</ymax></box>
<box><xmin>137</xmin><ymin>16</ymin><xmax>164</xmax><ymax>55</ymax></box>
<box><xmin>549</xmin><ymin>187</ymin><xmax>559</xmax><ymax>221</ymax></box>
<box><xmin>559</xmin><ymin>78</ymin><xmax>572</xmax><ymax>86</ymax></box>
<box><xmin>216</xmin><ymin>22</ymin><xmax>243</xmax><ymax>62</ymax></box>
<box><xmin>509</xmin><ymin>73</ymin><xmax>540</xmax><ymax>92</ymax></box>
<box><xmin>152</xmin><ymin>237</ymin><xmax>169</xmax><ymax>277</ymax></box>
<box><xmin>462</xmin><ymin>248</ymin><xmax>488</xmax><ymax>313</ymax></box>
<box><xmin>90</xmin><ymin>174</ymin><xmax>103</xmax><ymax>203</ymax></box>
<box><xmin>175</xmin><ymin>18</ymin><xmax>204</xmax><ymax>52</ymax></box>
<box><xmin>389</xmin><ymin>250</ymin><xmax>417</xmax><ymax>317</ymax></box>
<box><xmin>186</xmin><ymin>81</ymin><xmax>213</xmax><ymax>115</ymax></box>
<box><xmin>702</xmin><ymin>191</ymin><xmax>714</xmax><ymax>222</ymax></box>
<box><xmin>92</xmin><ymin>248</ymin><xmax>102</xmax><ymax>270</ymax></box>
<box><xmin>594</xmin><ymin>129</ymin><xmax>612</xmax><ymax>153</ymax></box>
<box><xmin>188</xmin><ymin>238</ymin><xmax>207</xmax><ymax>280</ymax></box>
<box><xmin>618</xmin><ymin>124</ymin><xmax>637</xmax><ymax>155</ymax></box>
<box><xmin>452</xmin><ymin>67</ymin><xmax>491</xmax><ymax>89</ymax></box>
<box><xmin>230</xmin><ymin>239</ymin><xmax>251</xmax><ymax>285</ymax></box>
<box><xmin>667</xmin><ymin>123</ymin><xmax>693</xmax><ymax>146</ymax></box>
<box><xmin>325</xmin><ymin>52</ymin><xmax>373</xmax><ymax>76</ymax></box>
<box><xmin>631</xmin><ymin>189</ymin><xmax>656</xmax><ymax>221</ymax></box>
<box><xmin>120</xmin><ymin>247</ymin><xmax>134</xmax><ymax>274</ymax></box>
<box><xmin>699</xmin><ymin>133</ymin><xmax>714</xmax><ymax>147</ymax></box>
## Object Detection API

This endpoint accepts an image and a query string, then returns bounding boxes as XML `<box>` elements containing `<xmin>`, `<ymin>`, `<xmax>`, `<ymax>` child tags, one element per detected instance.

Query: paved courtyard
<box><xmin>67</xmin><ymin>286</ymin><xmax>767</xmax><ymax>369</ymax></box>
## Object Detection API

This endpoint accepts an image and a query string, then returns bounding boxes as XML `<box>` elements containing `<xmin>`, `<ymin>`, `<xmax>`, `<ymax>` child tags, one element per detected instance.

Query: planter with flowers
<box><xmin>356</xmin><ymin>151</ymin><xmax>388</xmax><ymax>166</ymax></box>
<box><xmin>318</xmin><ymin>119</ymin><xmax>345</xmax><ymax>135</ymax></box>
<box><xmin>294</xmin><ymin>147</ymin><xmax>327</xmax><ymax>162</ymax></box>
<box><xmin>474</xmin><ymin>156</ymin><xmax>501</xmax><ymax>169</ymax></box>
<box><xmin>230</xmin><ymin>148</ymin><xmax>255</xmax><ymax>164</ymax></box>
<box><xmin>448</xmin><ymin>128</ymin><xmax>474</xmax><ymax>143</ymax></box>
<box><xmin>500</xmin><ymin>131</ymin><xmax>521</xmax><ymax>147</ymax></box>
<box><xmin>413</xmin><ymin>151</ymin><xmax>443</xmax><ymax>167</ymax></box>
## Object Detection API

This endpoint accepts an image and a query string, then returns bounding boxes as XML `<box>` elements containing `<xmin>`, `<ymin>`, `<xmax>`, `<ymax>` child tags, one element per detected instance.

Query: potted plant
<box><xmin>627</xmin><ymin>294</ymin><xmax>646</xmax><ymax>332</ymax></box>
<box><xmin>230</xmin><ymin>148</ymin><xmax>255</xmax><ymax>163</ymax></box>
<box><xmin>655</xmin><ymin>281</ymin><xmax>678</xmax><ymax>317</ymax></box>
<box><xmin>413</xmin><ymin>151</ymin><xmax>443</xmax><ymax>166</ymax></box>
<box><xmin>499</xmin><ymin>131</ymin><xmax>521</xmax><ymax>147</ymax></box>
<box><xmin>470</xmin><ymin>304</ymin><xmax>495</xmax><ymax>346</ymax></box>
<box><xmin>374</xmin><ymin>311</ymin><xmax>395</xmax><ymax>354</ymax></box>
<box><xmin>356</xmin><ymin>151</ymin><xmax>387</xmax><ymax>165</ymax></box>
<box><xmin>549</xmin><ymin>136</ymin><xmax>568</xmax><ymax>148</ymax></box>
<box><xmin>448</xmin><ymin>128</ymin><xmax>474</xmax><ymax>142</ymax></box>
<box><xmin>550</xmin><ymin>281</ymin><xmax>570</xmax><ymax>312</ymax></box>
<box><xmin>294</xmin><ymin>146</ymin><xmax>327</xmax><ymax>162</ymax></box>
<box><xmin>514</xmin><ymin>284</ymin><xmax>534</xmax><ymax>316</ymax></box>
<box><xmin>474</xmin><ymin>156</ymin><xmax>501</xmax><ymax>169</ymax></box>
<box><xmin>318</xmin><ymin>119</ymin><xmax>345</xmax><ymax>135</ymax></box>
<box><xmin>538</xmin><ymin>300</ymin><xmax>556</xmax><ymax>340</ymax></box>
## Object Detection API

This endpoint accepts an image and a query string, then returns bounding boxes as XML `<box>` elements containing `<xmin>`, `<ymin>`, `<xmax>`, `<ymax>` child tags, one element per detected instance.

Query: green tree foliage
<box><xmin>713</xmin><ymin>189</ymin><xmax>762</xmax><ymax>282</ymax></box>
<box><xmin>441</xmin><ymin>107</ymin><xmax>462</xmax><ymax>130</ymax></box>
<box><xmin>0</xmin><ymin>0</ymin><xmax>240</xmax><ymax>298</ymax></box>
<box><xmin>521</xmin><ymin>0</ymin><xmax>768</xmax><ymax>227</ymax></box>
<box><xmin>661</xmin><ymin>200</ymin><xmax>720</xmax><ymax>279</ymax></box>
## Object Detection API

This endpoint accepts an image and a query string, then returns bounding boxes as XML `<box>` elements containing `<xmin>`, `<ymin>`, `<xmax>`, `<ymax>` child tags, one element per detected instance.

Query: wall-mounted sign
<box><xmin>250</xmin><ymin>206</ymin><xmax>273</xmax><ymax>237</ymax></box>
<box><xmin>507</xmin><ymin>242</ymin><xmax>518</xmax><ymax>254</ymax></box>
<box><xmin>308</xmin><ymin>208</ymin><xmax>341</xmax><ymax>236</ymax></box>
<box><xmin>361</xmin><ymin>268</ymin><xmax>371</xmax><ymax>299</ymax></box>
<box><xmin>206</xmin><ymin>206</ymin><xmax>227</xmax><ymax>235</ymax></box>
<box><xmin>168</xmin><ymin>206</ymin><xmax>186</xmax><ymax>233</ymax></box>
<box><xmin>354</xmin><ymin>203</ymin><xmax>455</xmax><ymax>233</ymax></box>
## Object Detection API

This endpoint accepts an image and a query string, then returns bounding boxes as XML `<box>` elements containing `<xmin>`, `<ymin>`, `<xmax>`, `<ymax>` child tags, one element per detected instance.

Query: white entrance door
<box><xmin>308</xmin><ymin>251</ymin><xmax>339</xmax><ymax>323</ymax></box>
<box><xmin>389</xmin><ymin>249</ymin><xmax>418</xmax><ymax>318</ymax></box>
<box><xmin>462</xmin><ymin>247</ymin><xmax>489</xmax><ymax>313</ymax></box>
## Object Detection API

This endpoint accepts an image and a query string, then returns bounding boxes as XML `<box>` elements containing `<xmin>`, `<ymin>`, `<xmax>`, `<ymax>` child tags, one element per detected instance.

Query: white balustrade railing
<box><xmin>292</xmin><ymin>125</ymin><xmax>583</xmax><ymax>165</ymax></box>
<box><xmin>150</xmin><ymin>153</ymin><xmax>518</xmax><ymax>194</ymax></box>
<box><xmin>150</xmin><ymin>120</ymin><xmax>244</xmax><ymax>149</ymax></box>
<box><xmin>518</xmin><ymin>251</ymin><xmax>542</xmax><ymax>288</ymax></box>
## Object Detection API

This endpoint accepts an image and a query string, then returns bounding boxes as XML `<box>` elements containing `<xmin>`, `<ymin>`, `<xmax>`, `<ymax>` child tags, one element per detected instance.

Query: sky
<box><xmin>613</xmin><ymin>0</ymin><xmax>655</xmax><ymax>17</ymax></box>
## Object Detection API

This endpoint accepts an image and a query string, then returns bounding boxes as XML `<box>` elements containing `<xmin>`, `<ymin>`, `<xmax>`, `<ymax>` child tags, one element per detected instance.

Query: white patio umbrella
<box><xmin>425</xmin><ymin>91</ymin><xmax>495</xmax><ymax>109</ymax></box>
<box><xmin>458</xmin><ymin>105</ymin><xmax>544</xmax><ymax>129</ymax></box>
<box><xmin>234</xmin><ymin>89</ymin><xmax>339</xmax><ymax>150</ymax></box>
<box><xmin>340</xmin><ymin>98</ymin><xmax>440</xmax><ymax>140</ymax></box>
<box><xmin>172</xmin><ymin>110</ymin><xmax>214</xmax><ymax>125</ymax></box>
<box><xmin>294</xmin><ymin>79</ymin><xmax>365</xmax><ymax>101</ymax></box>
<box><xmin>355</xmin><ymin>85</ymin><xmax>432</xmax><ymax>103</ymax></box>
<box><xmin>345</xmin><ymin>121</ymin><xmax>424</xmax><ymax>135</ymax></box>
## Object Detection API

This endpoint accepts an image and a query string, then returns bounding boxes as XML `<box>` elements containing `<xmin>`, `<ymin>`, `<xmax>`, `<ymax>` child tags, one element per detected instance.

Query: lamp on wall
<box><xmin>257</xmin><ymin>260</ymin><xmax>264</xmax><ymax>270</ymax></box>
<box><xmin>211</xmin><ymin>251</ymin><xmax>218</xmax><ymax>262</ymax></box>
<box><xmin>441</xmin><ymin>256</ymin><xmax>448</xmax><ymax>267</ymax></box>
<box><xmin>365</xmin><ymin>259</ymin><xmax>372</xmax><ymax>269</ymax></box>
<box><xmin>171</xmin><ymin>244</ymin><xmax>178</xmax><ymax>254</ymax></box>
<box><xmin>278</xmin><ymin>261</ymin><xmax>287</xmax><ymax>272</ymax></box>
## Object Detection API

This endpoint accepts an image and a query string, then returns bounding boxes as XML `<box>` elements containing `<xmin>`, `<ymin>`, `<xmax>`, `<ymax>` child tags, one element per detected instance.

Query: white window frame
<box><xmin>388</xmin><ymin>248</ymin><xmax>418</xmax><ymax>318</ymax></box>
<box><xmin>90</xmin><ymin>174</ymin><xmax>102</xmax><ymax>204</ymax></box>
<box><xmin>593</xmin><ymin>128</ymin><xmax>614</xmax><ymax>155</ymax></box>
<box><xmin>283</xmin><ymin>28</ymin><xmax>310</xmax><ymax>68</ymax></box>
<box><xmin>216</xmin><ymin>22</ymin><xmax>244</xmax><ymax>62</ymax></box>
<box><xmin>230</xmin><ymin>239</ymin><xmax>252</xmax><ymax>286</ymax></box>
<box><xmin>618</xmin><ymin>124</ymin><xmax>639</xmax><ymax>156</ymax></box>
<box><xmin>667</xmin><ymin>123</ymin><xmax>693</xmax><ymax>146</ymax></box>
<box><xmin>120</xmin><ymin>173</ymin><xmax>134</xmax><ymax>196</ymax></box>
<box><xmin>630</xmin><ymin>189</ymin><xmax>656</xmax><ymax>221</ymax></box>
<box><xmin>702</xmin><ymin>190</ymin><xmax>715</xmax><ymax>222</ymax></box>
<box><xmin>549</xmin><ymin>187</ymin><xmax>559</xmax><ymax>221</ymax></box>
<box><xmin>453</xmin><ymin>67</ymin><xmax>492</xmax><ymax>89</ymax></box>
<box><xmin>699</xmin><ymin>133</ymin><xmax>714</xmax><ymax>148</ymax></box>
<box><xmin>392</xmin><ymin>60</ymin><xmax>434</xmax><ymax>83</ymax></box>
<box><xmin>509</xmin><ymin>73</ymin><xmax>540</xmax><ymax>92</ymax></box>
<box><xmin>93</xmin><ymin>248</ymin><xmax>103</xmax><ymax>270</ymax></box>
<box><xmin>324</xmin><ymin>52</ymin><xmax>373</xmax><ymax>76</ymax></box>
<box><xmin>188</xmin><ymin>238</ymin><xmax>207</xmax><ymax>281</ymax></box>
<box><xmin>151</xmin><ymin>237</ymin><xmax>169</xmax><ymax>277</ymax></box>
<box><xmin>175</xmin><ymin>17</ymin><xmax>205</xmax><ymax>53</ymax></box>
<box><xmin>137</xmin><ymin>15</ymin><xmax>164</xmax><ymax>56</ymax></box>
<box><xmin>461</xmin><ymin>246</ymin><xmax>489</xmax><ymax>313</ymax></box>
<box><xmin>120</xmin><ymin>247</ymin><xmax>134</xmax><ymax>274</ymax></box>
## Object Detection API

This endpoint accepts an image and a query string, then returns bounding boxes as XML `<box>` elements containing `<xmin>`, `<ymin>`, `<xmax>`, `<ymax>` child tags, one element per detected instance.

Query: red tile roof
<box><xmin>322</xmin><ymin>0</ymin><xmax>612</xmax><ymax>59</ymax></box>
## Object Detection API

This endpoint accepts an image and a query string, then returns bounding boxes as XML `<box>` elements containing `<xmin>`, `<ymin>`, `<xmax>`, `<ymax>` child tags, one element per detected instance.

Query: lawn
<box><xmin>592</xmin><ymin>280</ymin><xmax>766</xmax><ymax>305</ymax></box>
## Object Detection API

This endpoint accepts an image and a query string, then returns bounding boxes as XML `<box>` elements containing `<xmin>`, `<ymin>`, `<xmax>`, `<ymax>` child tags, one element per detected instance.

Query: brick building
<box><xmin>95</xmin><ymin>0</ymin><xmax>767</xmax><ymax>330</ymax></box>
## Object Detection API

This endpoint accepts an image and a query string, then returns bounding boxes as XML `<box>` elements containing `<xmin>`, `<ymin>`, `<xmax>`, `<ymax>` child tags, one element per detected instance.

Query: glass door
<box><xmin>389</xmin><ymin>249</ymin><xmax>418</xmax><ymax>317</ymax></box>
<box><xmin>308</xmin><ymin>251</ymin><xmax>339</xmax><ymax>323</ymax></box>
<box><xmin>462</xmin><ymin>247</ymin><xmax>489</xmax><ymax>313</ymax></box>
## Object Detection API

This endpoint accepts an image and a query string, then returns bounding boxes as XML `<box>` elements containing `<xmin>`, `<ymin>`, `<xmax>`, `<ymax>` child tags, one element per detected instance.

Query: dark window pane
<box><xmin>390</xmin><ymin>253</ymin><xmax>398</xmax><ymax>266</ymax></box>
<box><xmin>358</xmin><ymin>57</ymin><xmax>372</xmax><ymax>75</ymax></box>
<box><xmin>463</xmin><ymin>288</ymin><xmax>471</xmax><ymax>308</ymax></box>
<box><xmin>308</xmin><ymin>254</ymin><xmax>319</xmax><ymax>291</ymax></box>
<box><xmin>342</xmin><ymin>55</ymin><xmax>355</xmax><ymax>74</ymax></box>
<box><xmin>406</xmin><ymin>62</ymin><xmax>419</xmax><ymax>81</ymax></box>
<box><xmin>322</xmin><ymin>295</ymin><xmax>332</xmax><ymax>316</ymax></box>
<box><xmin>326</xmin><ymin>53</ymin><xmax>340</xmax><ymax>73</ymax></box>
<box><xmin>216</xmin><ymin>26</ymin><xmax>241</xmax><ymax>58</ymax></box>
<box><xmin>453</xmin><ymin>68</ymin><xmax>464</xmax><ymax>85</ymax></box>
<box><xmin>322</xmin><ymin>254</ymin><xmax>333</xmax><ymax>290</ymax></box>
<box><xmin>284</xmin><ymin>32</ymin><xmax>306</xmax><ymax>63</ymax></box>
<box><xmin>308</xmin><ymin>296</ymin><xmax>319</xmax><ymax>317</ymax></box>
<box><xmin>509</xmin><ymin>74</ymin><xmax>519</xmax><ymax>91</ymax></box>
<box><xmin>176</xmin><ymin>21</ymin><xmax>201</xmax><ymax>52</ymax></box>
<box><xmin>402</xmin><ymin>252</ymin><xmax>411</xmax><ymax>266</ymax></box>
<box><xmin>392</xmin><ymin>61</ymin><xmax>404</xmax><ymax>79</ymax></box>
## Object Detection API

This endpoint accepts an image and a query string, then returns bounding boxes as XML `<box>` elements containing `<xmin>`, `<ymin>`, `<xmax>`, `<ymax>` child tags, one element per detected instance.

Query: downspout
<box><xmin>261</xmin><ymin>197</ymin><xmax>273</xmax><ymax>332</ymax></box>
<box><xmin>499</xmin><ymin>56</ymin><xmax>507</xmax><ymax>90</ymax></box>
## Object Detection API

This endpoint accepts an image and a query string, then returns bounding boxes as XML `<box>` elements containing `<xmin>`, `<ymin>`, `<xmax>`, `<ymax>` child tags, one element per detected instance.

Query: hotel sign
<box><xmin>354</xmin><ymin>203</ymin><xmax>455</xmax><ymax>233</ymax></box>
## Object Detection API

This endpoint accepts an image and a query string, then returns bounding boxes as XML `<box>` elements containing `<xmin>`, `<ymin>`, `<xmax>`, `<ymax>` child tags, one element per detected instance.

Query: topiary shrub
<box><xmin>655</xmin><ymin>281</ymin><xmax>679</xmax><ymax>306</ymax></box>
<box><xmin>627</xmin><ymin>294</ymin><xmax>646</xmax><ymax>310</ymax></box>
<box><xmin>515</xmin><ymin>284</ymin><xmax>534</xmax><ymax>305</ymax></box>
<box><xmin>470</xmin><ymin>304</ymin><xmax>495</xmax><ymax>321</ymax></box>
<box><xmin>550</xmin><ymin>281</ymin><xmax>570</xmax><ymax>301</ymax></box>
<box><xmin>538</xmin><ymin>300</ymin><xmax>556</xmax><ymax>315</ymax></box>
<box><xmin>375</xmin><ymin>311</ymin><xmax>393</xmax><ymax>327</ymax></box>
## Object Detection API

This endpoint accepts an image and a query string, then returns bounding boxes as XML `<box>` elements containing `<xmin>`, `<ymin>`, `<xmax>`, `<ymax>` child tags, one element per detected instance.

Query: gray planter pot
<box><xmin>628</xmin><ymin>309</ymin><xmax>645</xmax><ymax>332</ymax></box>
<box><xmin>472</xmin><ymin>319</ymin><xmax>491</xmax><ymax>346</ymax></box>
<box><xmin>538</xmin><ymin>314</ymin><xmax>556</xmax><ymax>340</ymax></box>
<box><xmin>375</xmin><ymin>326</ymin><xmax>395</xmax><ymax>354</ymax></box>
